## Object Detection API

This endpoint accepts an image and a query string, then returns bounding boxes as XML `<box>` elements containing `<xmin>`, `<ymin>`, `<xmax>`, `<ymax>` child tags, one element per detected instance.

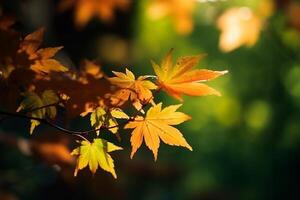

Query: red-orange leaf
<box><xmin>151</xmin><ymin>49</ymin><xmax>227</xmax><ymax>101</ymax></box>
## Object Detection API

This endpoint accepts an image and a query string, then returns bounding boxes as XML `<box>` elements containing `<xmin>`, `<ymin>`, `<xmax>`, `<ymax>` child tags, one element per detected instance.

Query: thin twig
<box><xmin>0</xmin><ymin>89</ymin><xmax>160</xmax><ymax>141</ymax></box>
<box><xmin>0</xmin><ymin>110</ymin><xmax>90</xmax><ymax>141</ymax></box>
<box><xmin>27</xmin><ymin>101</ymin><xmax>62</xmax><ymax>113</ymax></box>
<box><xmin>0</xmin><ymin>101</ymin><xmax>62</xmax><ymax>124</ymax></box>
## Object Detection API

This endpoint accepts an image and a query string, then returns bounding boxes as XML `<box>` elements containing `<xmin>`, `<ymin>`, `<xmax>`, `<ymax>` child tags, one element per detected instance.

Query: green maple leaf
<box><xmin>18</xmin><ymin>90</ymin><xmax>59</xmax><ymax>134</ymax></box>
<box><xmin>42</xmin><ymin>90</ymin><xmax>59</xmax><ymax>119</ymax></box>
<box><xmin>90</xmin><ymin>107</ymin><xmax>129</xmax><ymax>135</ymax></box>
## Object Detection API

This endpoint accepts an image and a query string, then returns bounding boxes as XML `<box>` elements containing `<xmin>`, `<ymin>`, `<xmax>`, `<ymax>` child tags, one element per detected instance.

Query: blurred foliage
<box><xmin>1</xmin><ymin>0</ymin><xmax>300</xmax><ymax>200</ymax></box>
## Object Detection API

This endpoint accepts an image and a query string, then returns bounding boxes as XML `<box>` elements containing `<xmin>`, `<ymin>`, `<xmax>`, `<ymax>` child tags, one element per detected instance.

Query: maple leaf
<box><xmin>90</xmin><ymin>107</ymin><xmax>129</xmax><ymax>135</ymax></box>
<box><xmin>80</xmin><ymin>59</ymin><xmax>104</xmax><ymax>79</ymax></box>
<box><xmin>148</xmin><ymin>0</ymin><xmax>196</xmax><ymax>35</ymax></box>
<box><xmin>151</xmin><ymin>49</ymin><xmax>227</xmax><ymax>101</ymax></box>
<box><xmin>216</xmin><ymin>4</ymin><xmax>274</xmax><ymax>52</ymax></box>
<box><xmin>125</xmin><ymin>102</ymin><xmax>192</xmax><ymax>160</ymax></box>
<box><xmin>59</xmin><ymin>0</ymin><xmax>130</xmax><ymax>27</ymax></box>
<box><xmin>32</xmin><ymin>67</ymin><xmax>112</xmax><ymax>118</ymax></box>
<box><xmin>18</xmin><ymin>28</ymin><xmax>68</xmax><ymax>73</ymax></box>
<box><xmin>42</xmin><ymin>90</ymin><xmax>60</xmax><ymax>119</ymax></box>
<box><xmin>71</xmin><ymin>138</ymin><xmax>122</xmax><ymax>177</ymax></box>
<box><xmin>108</xmin><ymin>68</ymin><xmax>157</xmax><ymax>109</ymax></box>
<box><xmin>17</xmin><ymin>90</ymin><xmax>59</xmax><ymax>134</ymax></box>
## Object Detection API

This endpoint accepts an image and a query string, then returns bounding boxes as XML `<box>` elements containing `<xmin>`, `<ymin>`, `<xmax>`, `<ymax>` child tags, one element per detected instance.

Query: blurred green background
<box><xmin>1</xmin><ymin>0</ymin><xmax>300</xmax><ymax>199</ymax></box>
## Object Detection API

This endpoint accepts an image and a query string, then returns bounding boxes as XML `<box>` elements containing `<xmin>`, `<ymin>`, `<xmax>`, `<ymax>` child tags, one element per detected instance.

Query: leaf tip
<box><xmin>130</xmin><ymin>152</ymin><xmax>135</xmax><ymax>159</ymax></box>
<box><xmin>187</xmin><ymin>145</ymin><xmax>193</xmax><ymax>151</ymax></box>
<box><xmin>153</xmin><ymin>151</ymin><xmax>158</xmax><ymax>161</ymax></box>
<box><xmin>112</xmin><ymin>171</ymin><xmax>118</xmax><ymax>179</ymax></box>
<box><xmin>220</xmin><ymin>70</ymin><xmax>229</xmax><ymax>75</ymax></box>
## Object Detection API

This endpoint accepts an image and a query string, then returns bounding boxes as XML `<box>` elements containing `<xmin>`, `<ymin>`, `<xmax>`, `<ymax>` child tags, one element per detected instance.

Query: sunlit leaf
<box><xmin>71</xmin><ymin>138</ymin><xmax>122</xmax><ymax>178</ymax></box>
<box><xmin>90</xmin><ymin>107</ymin><xmax>129</xmax><ymax>135</ymax></box>
<box><xmin>125</xmin><ymin>102</ymin><xmax>192</xmax><ymax>160</ymax></box>
<box><xmin>151</xmin><ymin>49</ymin><xmax>227</xmax><ymax>100</ymax></box>
<box><xmin>108</xmin><ymin>68</ymin><xmax>157</xmax><ymax>109</ymax></box>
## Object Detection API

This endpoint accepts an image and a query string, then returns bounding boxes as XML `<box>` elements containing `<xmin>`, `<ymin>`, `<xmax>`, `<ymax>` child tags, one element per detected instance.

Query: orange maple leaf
<box><xmin>80</xmin><ymin>59</ymin><xmax>103</xmax><ymax>79</ymax></box>
<box><xmin>148</xmin><ymin>0</ymin><xmax>196</xmax><ymax>35</ymax></box>
<box><xmin>18</xmin><ymin>28</ymin><xmax>68</xmax><ymax>73</ymax></box>
<box><xmin>217</xmin><ymin>7</ymin><xmax>263</xmax><ymax>52</ymax></box>
<box><xmin>151</xmin><ymin>50</ymin><xmax>227</xmax><ymax>101</ymax></box>
<box><xmin>59</xmin><ymin>0</ymin><xmax>130</xmax><ymax>27</ymax></box>
<box><xmin>108</xmin><ymin>68</ymin><xmax>157</xmax><ymax>109</ymax></box>
<box><xmin>125</xmin><ymin>102</ymin><xmax>192</xmax><ymax>160</ymax></box>
<box><xmin>217</xmin><ymin>0</ymin><xmax>274</xmax><ymax>52</ymax></box>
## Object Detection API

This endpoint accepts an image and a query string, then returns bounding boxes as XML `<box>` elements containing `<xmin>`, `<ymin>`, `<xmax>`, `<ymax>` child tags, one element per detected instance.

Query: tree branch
<box><xmin>0</xmin><ymin>89</ymin><xmax>160</xmax><ymax>141</ymax></box>
<box><xmin>0</xmin><ymin>110</ymin><xmax>88</xmax><ymax>141</ymax></box>
<box><xmin>27</xmin><ymin>101</ymin><xmax>62</xmax><ymax>113</ymax></box>
<box><xmin>0</xmin><ymin>101</ymin><xmax>62</xmax><ymax>124</ymax></box>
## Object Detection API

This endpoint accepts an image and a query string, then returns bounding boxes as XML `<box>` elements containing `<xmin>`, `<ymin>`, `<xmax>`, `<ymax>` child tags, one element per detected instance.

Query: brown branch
<box><xmin>27</xmin><ymin>101</ymin><xmax>62</xmax><ymax>113</ymax></box>
<box><xmin>0</xmin><ymin>110</ymin><xmax>90</xmax><ymax>141</ymax></box>
<box><xmin>0</xmin><ymin>89</ymin><xmax>160</xmax><ymax>141</ymax></box>
<box><xmin>0</xmin><ymin>101</ymin><xmax>62</xmax><ymax>124</ymax></box>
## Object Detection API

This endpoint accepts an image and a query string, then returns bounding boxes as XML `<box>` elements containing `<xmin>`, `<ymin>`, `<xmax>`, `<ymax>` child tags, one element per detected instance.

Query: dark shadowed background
<box><xmin>1</xmin><ymin>0</ymin><xmax>300</xmax><ymax>199</ymax></box>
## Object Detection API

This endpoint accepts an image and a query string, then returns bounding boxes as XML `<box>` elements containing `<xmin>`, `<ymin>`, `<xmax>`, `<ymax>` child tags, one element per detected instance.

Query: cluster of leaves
<box><xmin>0</xmin><ymin>19</ymin><xmax>226</xmax><ymax>178</ymax></box>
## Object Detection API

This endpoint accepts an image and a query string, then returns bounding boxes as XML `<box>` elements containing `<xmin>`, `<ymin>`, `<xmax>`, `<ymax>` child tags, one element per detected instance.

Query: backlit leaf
<box><xmin>90</xmin><ymin>107</ymin><xmax>128</xmax><ymax>135</ymax></box>
<box><xmin>125</xmin><ymin>102</ymin><xmax>192</xmax><ymax>160</ymax></box>
<box><xmin>71</xmin><ymin>138</ymin><xmax>122</xmax><ymax>178</ymax></box>
<box><xmin>108</xmin><ymin>68</ymin><xmax>157</xmax><ymax>109</ymax></box>
<box><xmin>151</xmin><ymin>50</ymin><xmax>227</xmax><ymax>101</ymax></box>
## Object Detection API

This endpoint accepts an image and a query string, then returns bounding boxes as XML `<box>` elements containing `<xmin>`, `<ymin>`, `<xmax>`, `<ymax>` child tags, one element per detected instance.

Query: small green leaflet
<box><xmin>90</xmin><ymin>107</ymin><xmax>129</xmax><ymax>135</ymax></box>
<box><xmin>17</xmin><ymin>90</ymin><xmax>59</xmax><ymax>134</ymax></box>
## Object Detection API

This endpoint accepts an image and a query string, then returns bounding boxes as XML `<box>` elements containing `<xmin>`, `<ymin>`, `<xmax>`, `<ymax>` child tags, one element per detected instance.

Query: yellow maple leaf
<box><xmin>71</xmin><ymin>138</ymin><xmax>122</xmax><ymax>178</ymax></box>
<box><xmin>108</xmin><ymin>68</ymin><xmax>157</xmax><ymax>109</ymax></box>
<box><xmin>125</xmin><ymin>102</ymin><xmax>192</xmax><ymax>160</ymax></box>
<box><xmin>151</xmin><ymin>49</ymin><xmax>227</xmax><ymax>101</ymax></box>
<box><xmin>81</xmin><ymin>59</ymin><xmax>104</xmax><ymax>79</ymax></box>
<box><xmin>18</xmin><ymin>28</ymin><xmax>68</xmax><ymax>73</ymax></box>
